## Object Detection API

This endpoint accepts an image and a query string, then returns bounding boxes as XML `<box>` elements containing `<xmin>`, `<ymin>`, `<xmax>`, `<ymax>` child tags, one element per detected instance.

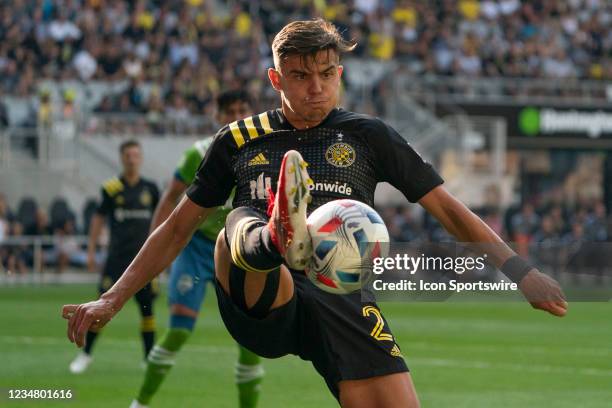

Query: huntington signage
<box><xmin>518</xmin><ymin>107</ymin><xmax>612</xmax><ymax>138</ymax></box>
<box><xmin>435</xmin><ymin>102</ymin><xmax>612</xmax><ymax>144</ymax></box>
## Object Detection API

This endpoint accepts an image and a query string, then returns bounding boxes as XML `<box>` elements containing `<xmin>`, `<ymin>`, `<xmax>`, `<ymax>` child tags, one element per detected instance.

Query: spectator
<box><xmin>0</xmin><ymin>194</ymin><xmax>28</xmax><ymax>275</ymax></box>
<box><xmin>53</xmin><ymin>218</ymin><xmax>86</xmax><ymax>274</ymax></box>
<box><xmin>584</xmin><ymin>202</ymin><xmax>608</xmax><ymax>242</ymax></box>
<box><xmin>23</xmin><ymin>208</ymin><xmax>52</xmax><ymax>270</ymax></box>
<box><xmin>98</xmin><ymin>36</ymin><xmax>123</xmax><ymax>80</ymax></box>
<box><xmin>455</xmin><ymin>42</ymin><xmax>482</xmax><ymax>76</ymax></box>
<box><xmin>72</xmin><ymin>39</ymin><xmax>98</xmax><ymax>81</ymax></box>
<box><xmin>48</xmin><ymin>10</ymin><xmax>81</xmax><ymax>43</ymax></box>
<box><xmin>548</xmin><ymin>205</ymin><xmax>567</xmax><ymax>236</ymax></box>
<box><xmin>0</xmin><ymin>90</ymin><xmax>8</xmax><ymax>128</ymax></box>
<box><xmin>532</xmin><ymin>215</ymin><xmax>561</xmax><ymax>245</ymax></box>
<box><xmin>0</xmin><ymin>193</ymin><xmax>12</xmax><ymax>242</ymax></box>
<box><xmin>510</xmin><ymin>203</ymin><xmax>540</xmax><ymax>241</ymax></box>
<box><xmin>397</xmin><ymin>207</ymin><xmax>423</xmax><ymax>242</ymax></box>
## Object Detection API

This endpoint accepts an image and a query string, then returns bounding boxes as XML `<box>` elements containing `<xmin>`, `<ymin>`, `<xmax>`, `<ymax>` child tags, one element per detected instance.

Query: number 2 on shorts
<box><xmin>362</xmin><ymin>306</ymin><xmax>394</xmax><ymax>341</ymax></box>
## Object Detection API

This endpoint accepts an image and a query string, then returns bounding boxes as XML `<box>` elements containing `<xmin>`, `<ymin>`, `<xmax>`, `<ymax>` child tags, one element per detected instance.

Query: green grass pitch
<box><xmin>1</xmin><ymin>284</ymin><xmax>611</xmax><ymax>407</ymax></box>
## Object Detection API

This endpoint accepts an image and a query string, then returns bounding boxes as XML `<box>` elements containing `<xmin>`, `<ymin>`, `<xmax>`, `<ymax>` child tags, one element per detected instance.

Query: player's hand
<box><xmin>87</xmin><ymin>252</ymin><xmax>97</xmax><ymax>273</ymax></box>
<box><xmin>62</xmin><ymin>299</ymin><xmax>117</xmax><ymax>347</ymax></box>
<box><xmin>518</xmin><ymin>270</ymin><xmax>568</xmax><ymax>317</ymax></box>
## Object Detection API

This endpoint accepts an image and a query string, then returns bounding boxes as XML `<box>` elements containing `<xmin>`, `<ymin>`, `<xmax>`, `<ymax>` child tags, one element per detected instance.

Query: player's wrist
<box><xmin>500</xmin><ymin>255</ymin><xmax>533</xmax><ymax>283</ymax></box>
<box><xmin>99</xmin><ymin>291</ymin><xmax>124</xmax><ymax>313</ymax></box>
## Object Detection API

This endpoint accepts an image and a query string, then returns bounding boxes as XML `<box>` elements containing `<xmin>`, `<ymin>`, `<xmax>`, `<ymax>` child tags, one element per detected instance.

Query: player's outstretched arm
<box><xmin>149</xmin><ymin>177</ymin><xmax>188</xmax><ymax>233</ymax></box>
<box><xmin>63</xmin><ymin>196</ymin><xmax>214</xmax><ymax>347</ymax></box>
<box><xmin>418</xmin><ymin>185</ymin><xmax>567</xmax><ymax>317</ymax></box>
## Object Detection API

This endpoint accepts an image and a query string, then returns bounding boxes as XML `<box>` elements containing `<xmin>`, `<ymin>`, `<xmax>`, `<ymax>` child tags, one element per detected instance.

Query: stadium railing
<box><xmin>81</xmin><ymin>112</ymin><xmax>217</xmax><ymax>137</ymax></box>
<box><xmin>1</xmin><ymin>124</ymin><xmax>79</xmax><ymax>171</ymax></box>
<box><xmin>393</xmin><ymin>74</ymin><xmax>612</xmax><ymax>107</ymax></box>
<box><xmin>0</xmin><ymin>235</ymin><xmax>94</xmax><ymax>275</ymax></box>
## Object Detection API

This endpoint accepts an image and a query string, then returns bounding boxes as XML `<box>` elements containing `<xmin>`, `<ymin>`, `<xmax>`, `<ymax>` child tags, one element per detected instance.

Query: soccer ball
<box><xmin>306</xmin><ymin>199</ymin><xmax>389</xmax><ymax>294</ymax></box>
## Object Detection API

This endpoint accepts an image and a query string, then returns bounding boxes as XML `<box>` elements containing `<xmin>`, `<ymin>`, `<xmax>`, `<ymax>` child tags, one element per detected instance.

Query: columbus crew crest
<box><xmin>140</xmin><ymin>190</ymin><xmax>152</xmax><ymax>206</ymax></box>
<box><xmin>325</xmin><ymin>143</ymin><xmax>356</xmax><ymax>168</ymax></box>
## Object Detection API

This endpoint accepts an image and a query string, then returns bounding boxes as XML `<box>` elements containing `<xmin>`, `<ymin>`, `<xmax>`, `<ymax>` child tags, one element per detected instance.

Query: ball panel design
<box><xmin>306</xmin><ymin>199</ymin><xmax>389</xmax><ymax>294</ymax></box>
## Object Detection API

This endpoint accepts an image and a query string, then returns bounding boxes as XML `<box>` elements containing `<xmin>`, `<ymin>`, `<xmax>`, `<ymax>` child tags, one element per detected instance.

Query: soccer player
<box><xmin>69</xmin><ymin>140</ymin><xmax>160</xmax><ymax>374</ymax></box>
<box><xmin>64</xmin><ymin>20</ymin><xmax>567</xmax><ymax>407</ymax></box>
<box><xmin>130</xmin><ymin>91</ymin><xmax>264</xmax><ymax>408</ymax></box>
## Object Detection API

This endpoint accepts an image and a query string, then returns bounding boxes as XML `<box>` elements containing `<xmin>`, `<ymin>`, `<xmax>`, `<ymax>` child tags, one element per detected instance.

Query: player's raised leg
<box><xmin>215</xmin><ymin>150</ymin><xmax>313</xmax><ymax>314</ymax></box>
<box><xmin>266</xmin><ymin>150</ymin><xmax>314</xmax><ymax>269</ymax></box>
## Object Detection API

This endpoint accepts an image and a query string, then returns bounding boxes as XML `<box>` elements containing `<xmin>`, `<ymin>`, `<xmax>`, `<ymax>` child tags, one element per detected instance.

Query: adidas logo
<box><xmin>390</xmin><ymin>344</ymin><xmax>403</xmax><ymax>358</ymax></box>
<box><xmin>248</xmin><ymin>153</ymin><xmax>270</xmax><ymax>166</ymax></box>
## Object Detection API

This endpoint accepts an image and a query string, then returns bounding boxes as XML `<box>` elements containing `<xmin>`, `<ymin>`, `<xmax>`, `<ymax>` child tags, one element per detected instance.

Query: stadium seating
<box><xmin>50</xmin><ymin>197</ymin><xmax>76</xmax><ymax>231</ymax></box>
<box><xmin>16</xmin><ymin>197</ymin><xmax>38</xmax><ymax>233</ymax></box>
<box><xmin>0</xmin><ymin>1</ymin><xmax>610</xmax><ymax>126</ymax></box>
<box><xmin>82</xmin><ymin>198</ymin><xmax>98</xmax><ymax>235</ymax></box>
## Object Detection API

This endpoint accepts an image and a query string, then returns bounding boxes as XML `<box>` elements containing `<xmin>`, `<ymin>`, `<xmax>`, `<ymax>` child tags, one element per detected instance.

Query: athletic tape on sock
<box><xmin>235</xmin><ymin>363</ymin><xmax>265</xmax><ymax>384</ymax></box>
<box><xmin>147</xmin><ymin>345</ymin><xmax>176</xmax><ymax>366</ymax></box>
<box><xmin>141</xmin><ymin>316</ymin><xmax>156</xmax><ymax>332</ymax></box>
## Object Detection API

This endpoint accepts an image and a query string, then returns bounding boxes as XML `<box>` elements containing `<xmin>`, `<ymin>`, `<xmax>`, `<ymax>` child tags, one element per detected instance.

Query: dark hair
<box><xmin>119</xmin><ymin>139</ymin><xmax>140</xmax><ymax>154</ymax></box>
<box><xmin>216</xmin><ymin>90</ymin><xmax>252</xmax><ymax>113</ymax></box>
<box><xmin>272</xmin><ymin>19</ymin><xmax>356</xmax><ymax>67</ymax></box>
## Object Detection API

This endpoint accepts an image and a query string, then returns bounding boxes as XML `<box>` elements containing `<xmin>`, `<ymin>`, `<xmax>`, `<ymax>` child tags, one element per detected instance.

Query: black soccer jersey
<box><xmin>186</xmin><ymin>108</ymin><xmax>443</xmax><ymax>215</ymax></box>
<box><xmin>96</xmin><ymin>176</ymin><xmax>159</xmax><ymax>258</ymax></box>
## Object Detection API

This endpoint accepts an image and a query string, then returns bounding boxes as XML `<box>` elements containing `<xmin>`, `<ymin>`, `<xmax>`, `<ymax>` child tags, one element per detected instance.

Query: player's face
<box><xmin>120</xmin><ymin>146</ymin><xmax>142</xmax><ymax>175</ymax></box>
<box><xmin>217</xmin><ymin>101</ymin><xmax>252</xmax><ymax>125</ymax></box>
<box><xmin>269</xmin><ymin>49</ymin><xmax>343</xmax><ymax>128</ymax></box>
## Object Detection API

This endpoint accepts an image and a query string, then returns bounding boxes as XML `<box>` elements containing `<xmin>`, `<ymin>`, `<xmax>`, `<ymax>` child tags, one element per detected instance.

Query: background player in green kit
<box><xmin>130</xmin><ymin>91</ymin><xmax>264</xmax><ymax>408</ymax></box>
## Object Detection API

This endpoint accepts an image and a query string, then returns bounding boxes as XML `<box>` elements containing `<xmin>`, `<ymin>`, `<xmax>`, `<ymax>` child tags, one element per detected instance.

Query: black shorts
<box><xmin>215</xmin><ymin>271</ymin><xmax>408</xmax><ymax>399</ymax></box>
<box><xmin>99</xmin><ymin>254</ymin><xmax>158</xmax><ymax>305</ymax></box>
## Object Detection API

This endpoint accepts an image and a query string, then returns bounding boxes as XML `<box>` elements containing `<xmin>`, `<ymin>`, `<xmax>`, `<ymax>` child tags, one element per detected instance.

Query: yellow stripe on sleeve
<box><xmin>258</xmin><ymin>112</ymin><xmax>273</xmax><ymax>134</ymax></box>
<box><xmin>229</xmin><ymin>121</ymin><xmax>245</xmax><ymax>147</ymax></box>
<box><xmin>243</xmin><ymin>116</ymin><xmax>260</xmax><ymax>140</ymax></box>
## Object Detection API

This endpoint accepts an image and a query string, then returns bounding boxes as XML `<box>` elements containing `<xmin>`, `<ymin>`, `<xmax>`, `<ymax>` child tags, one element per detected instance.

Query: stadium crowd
<box><xmin>0</xmin><ymin>0</ymin><xmax>610</xmax><ymax>121</ymax></box>
<box><xmin>2</xmin><ymin>190</ymin><xmax>610</xmax><ymax>275</ymax></box>
<box><xmin>382</xmin><ymin>197</ymin><xmax>610</xmax><ymax>244</ymax></box>
<box><xmin>382</xmin><ymin>193</ymin><xmax>611</xmax><ymax>277</ymax></box>
<box><xmin>0</xmin><ymin>193</ymin><xmax>98</xmax><ymax>275</ymax></box>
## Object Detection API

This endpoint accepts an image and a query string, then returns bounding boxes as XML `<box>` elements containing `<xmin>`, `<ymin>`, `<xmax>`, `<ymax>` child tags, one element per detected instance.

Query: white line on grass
<box><xmin>0</xmin><ymin>335</ymin><xmax>235</xmax><ymax>354</ymax></box>
<box><xmin>403</xmin><ymin>340</ymin><xmax>612</xmax><ymax>357</ymax></box>
<box><xmin>2</xmin><ymin>335</ymin><xmax>612</xmax><ymax>377</ymax></box>
<box><xmin>410</xmin><ymin>357</ymin><xmax>612</xmax><ymax>377</ymax></box>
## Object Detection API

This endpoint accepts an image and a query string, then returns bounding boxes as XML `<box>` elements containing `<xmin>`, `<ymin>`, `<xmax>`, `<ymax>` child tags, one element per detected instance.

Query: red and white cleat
<box><xmin>267</xmin><ymin>150</ymin><xmax>313</xmax><ymax>270</ymax></box>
